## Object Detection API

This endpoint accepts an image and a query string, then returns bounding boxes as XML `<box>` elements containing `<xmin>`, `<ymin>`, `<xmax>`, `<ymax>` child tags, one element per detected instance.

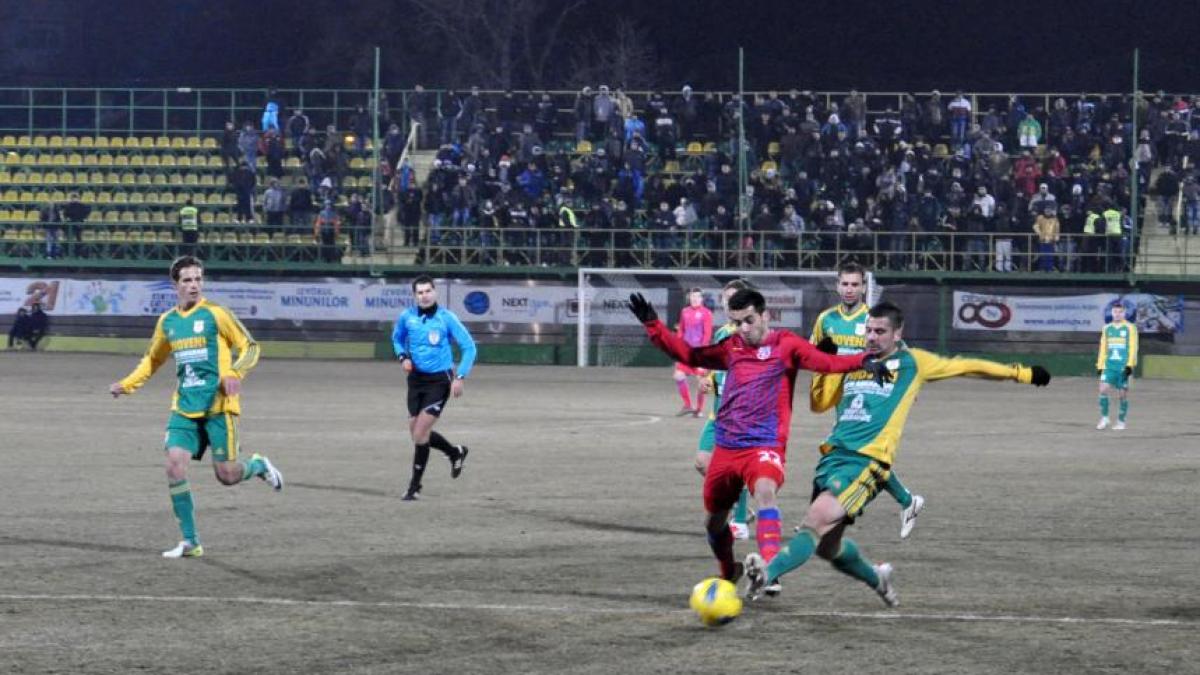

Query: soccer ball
<box><xmin>689</xmin><ymin>577</ymin><xmax>743</xmax><ymax>626</ymax></box>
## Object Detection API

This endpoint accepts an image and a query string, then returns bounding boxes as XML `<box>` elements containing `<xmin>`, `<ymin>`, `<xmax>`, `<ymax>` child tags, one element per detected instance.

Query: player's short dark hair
<box><xmin>728</xmin><ymin>289</ymin><xmax>766</xmax><ymax>314</ymax></box>
<box><xmin>869</xmin><ymin>301</ymin><xmax>904</xmax><ymax>328</ymax></box>
<box><xmin>723</xmin><ymin>278</ymin><xmax>755</xmax><ymax>292</ymax></box>
<box><xmin>838</xmin><ymin>261</ymin><xmax>867</xmax><ymax>280</ymax></box>
<box><xmin>411</xmin><ymin>275</ymin><xmax>435</xmax><ymax>291</ymax></box>
<box><xmin>169</xmin><ymin>255</ymin><xmax>203</xmax><ymax>281</ymax></box>
<box><xmin>687</xmin><ymin>287</ymin><xmax>703</xmax><ymax>295</ymax></box>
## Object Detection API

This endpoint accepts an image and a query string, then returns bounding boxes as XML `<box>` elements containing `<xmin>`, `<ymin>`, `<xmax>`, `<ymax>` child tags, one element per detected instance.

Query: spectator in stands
<box><xmin>314</xmin><ymin>200</ymin><xmax>342</xmax><ymax>263</ymax></box>
<box><xmin>573</xmin><ymin>87</ymin><xmax>594</xmax><ymax>144</ymax></box>
<box><xmin>923</xmin><ymin>90</ymin><xmax>945</xmax><ymax>140</ymax></box>
<box><xmin>347</xmin><ymin>193</ymin><xmax>372</xmax><ymax>256</ymax></box>
<box><xmin>593</xmin><ymin>85</ymin><xmax>614</xmax><ymax>140</ymax></box>
<box><xmin>61</xmin><ymin>192</ymin><xmax>89</xmax><ymax>259</ymax></box>
<box><xmin>350</xmin><ymin>105</ymin><xmax>371</xmax><ymax>155</ymax></box>
<box><xmin>1018</xmin><ymin>113</ymin><xmax>1042</xmax><ymax>150</ymax></box>
<box><xmin>287</xmin><ymin>109</ymin><xmax>310</xmax><ymax>156</ymax></box>
<box><xmin>261</xmin><ymin>100</ymin><xmax>280</xmax><ymax>134</ymax></box>
<box><xmin>39</xmin><ymin>200</ymin><xmax>62</xmax><ymax>259</ymax></box>
<box><xmin>7</xmin><ymin>307</ymin><xmax>31</xmax><ymax>350</ymax></box>
<box><xmin>1182</xmin><ymin>174</ymin><xmax>1200</xmax><ymax>236</ymax></box>
<box><xmin>262</xmin><ymin>179</ymin><xmax>287</xmax><ymax>232</ymax></box>
<box><xmin>409</xmin><ymin>84</ymin><xmax>430</xmax><ymax>149</ymax></box>
<box><xmin>288</xmin><ymin>177</ymin><xmax>315</xmax><ymax>235</ymax></box>
<box><xmin>535</xmin><ymin>92</ymin><xmax>557</xmax><ymax>143</ymax></box>
<box><xmin>962</xmin><ymin>204</ymin><xmax>989</xmax><ymax>271</ymax></box>
<box><xmin>1152</xmin><ymin>166</ymin><xmax>1180</xmax><ymax>234</ymax></box>
<box><xmin>231</xmin><ymin>160</ymin><xmax>257</xmax><ymax>224</ymax></box>
<box><xmin>384</xmin><ymin>123</ymin><xmax>406</xmax><ymax>168</ymax></box>
<box><xmin>401</xmin><ymin>184</ymin><xmax>423</xmax><ymax>247</ymax></box>
<box><xmin>178</xmin><ymin>198</ymin><xmax>199</xmax><ymax>254</ymax></box>
<box><xmin>221</xmin><ymin>121</ymin><xmax>240</xmax><ymax>174</ymax></box>
<box><xmin>439</xmin><ymin>90</ymin><xmax>463</xmax><ymax>145</ymax></box>
<box><xmin>1032</xmin><ymin>205</ymin><xmax>1060</xmax><ymax>270</ymax></box>
<box><xmin>238</xmin><ymin>122</ymin><xmax>260</xmax><ymax>173</ymax></box>
<box><xmin>262</xmin><ymin>130</ymin><xmax>285</xmax><ymax>179</ymax></box>
<box><xmin>948</xmin><ymin>91</ymin><xmax>972</xmax><ymax>147</ymax></box>
<box><xmin>462</xmin><ymin>86</ymin><xmax>484</xmax><ymax>135</ymax></box>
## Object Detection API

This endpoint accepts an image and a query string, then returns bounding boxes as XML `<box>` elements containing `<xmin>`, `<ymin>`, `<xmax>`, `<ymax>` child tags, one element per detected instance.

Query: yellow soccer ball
<box><xmin>689</xmin><ymin>577</ymin><xmax>743</xmax><ymax>626</ymax></box>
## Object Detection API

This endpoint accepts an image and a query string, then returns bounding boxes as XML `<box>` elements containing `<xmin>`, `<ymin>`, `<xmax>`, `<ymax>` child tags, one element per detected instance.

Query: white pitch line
<box><xmin>0</xmin><ymin>593</ymin><xmax>1190</xmax><ymax>627</ymax></box>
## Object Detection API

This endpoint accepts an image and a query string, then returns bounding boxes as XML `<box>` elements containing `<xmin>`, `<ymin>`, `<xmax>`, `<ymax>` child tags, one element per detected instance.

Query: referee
<box><xmin>392</xmin><ymin>275</ymin><xmax>478</xmax><ymax>500</ymax></box>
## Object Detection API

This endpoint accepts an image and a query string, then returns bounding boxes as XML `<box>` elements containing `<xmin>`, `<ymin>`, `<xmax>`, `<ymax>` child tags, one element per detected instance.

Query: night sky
<box><xmin>12</xmin><ymin>0</ymin><xmax>1200</xmax><ymax>92</ymax></box>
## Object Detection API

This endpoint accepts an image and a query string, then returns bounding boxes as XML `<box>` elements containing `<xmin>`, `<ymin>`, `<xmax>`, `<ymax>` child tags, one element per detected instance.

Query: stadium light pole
<box><xmin>372</xmin><ymin>46</ymin><xmax>383</xmax><ymax>240</ymax></box>
<box><xmin>1129</xmin><ymin>47</ymin><xmax>1139</xmax><ymax>275</ymax></box>
<box><xmin>737</xmin><ymin>46</ymin><xmax>747</xmax><ymax>266</ymax></box>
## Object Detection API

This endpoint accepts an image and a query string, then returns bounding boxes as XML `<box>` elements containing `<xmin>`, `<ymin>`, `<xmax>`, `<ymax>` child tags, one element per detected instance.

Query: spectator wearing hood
<box><xmin>313</xmin><ymin>200</ymin><xmax>342</xmax><ymax>263</ymax></box>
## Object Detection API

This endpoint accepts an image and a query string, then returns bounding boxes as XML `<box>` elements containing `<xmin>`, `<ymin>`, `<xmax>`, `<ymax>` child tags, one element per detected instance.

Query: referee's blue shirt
<box><xmin>392</xmin><ymin>304</ymin><xmax>477</xmax><ymax>378</ymax></box>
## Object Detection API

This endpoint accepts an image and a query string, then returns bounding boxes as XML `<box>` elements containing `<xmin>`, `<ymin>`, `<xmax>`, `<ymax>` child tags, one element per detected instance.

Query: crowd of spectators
<box><xmin>383</xmin><ymin>86</ymin><xmax>1200</xmax><ymax>271</ymax></box>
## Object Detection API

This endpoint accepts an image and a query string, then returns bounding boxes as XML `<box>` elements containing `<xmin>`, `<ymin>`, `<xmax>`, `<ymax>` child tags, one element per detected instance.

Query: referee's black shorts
<box><xmin>407</xmin><ymin>369</ymin><xmax>453</xmax><ymax>417</ymax></box>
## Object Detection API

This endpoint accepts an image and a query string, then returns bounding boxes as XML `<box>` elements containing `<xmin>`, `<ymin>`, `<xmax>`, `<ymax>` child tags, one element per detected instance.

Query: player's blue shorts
<box><xmin>1100</xmin><ymin>368</ymin><xmax>1130</xmax><ymax>390</ymax></box>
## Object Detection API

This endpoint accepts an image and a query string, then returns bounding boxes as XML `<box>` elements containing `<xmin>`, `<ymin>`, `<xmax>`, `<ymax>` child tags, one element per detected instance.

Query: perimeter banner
<box><xmin>952</xmin><ymin>291</ymin><xmax>1183</xmax><ymax>334</ymax></box>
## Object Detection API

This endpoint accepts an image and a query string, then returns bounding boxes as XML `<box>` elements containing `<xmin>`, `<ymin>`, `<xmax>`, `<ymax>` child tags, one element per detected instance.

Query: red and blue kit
<box><xmin>642</xmin><ymin>320</ymin><xmax>866</xmax><ymax>510</ymax></box>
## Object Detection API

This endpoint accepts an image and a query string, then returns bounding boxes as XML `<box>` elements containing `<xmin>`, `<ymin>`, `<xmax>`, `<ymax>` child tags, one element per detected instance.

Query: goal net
<box><xmin>576</xmin><ymin>268</ymin><xmax>879</xmax><ymax>367</ymax></box>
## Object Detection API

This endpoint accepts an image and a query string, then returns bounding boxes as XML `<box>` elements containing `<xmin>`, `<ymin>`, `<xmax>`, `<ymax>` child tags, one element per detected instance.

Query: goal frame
<box><xmin>576</xmin><ymin>268</ymin><xmax>878</xmax><ymax>367</ymax></box>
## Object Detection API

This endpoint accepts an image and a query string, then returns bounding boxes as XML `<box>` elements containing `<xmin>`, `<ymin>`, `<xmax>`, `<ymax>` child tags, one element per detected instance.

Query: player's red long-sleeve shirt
<box><xmin>643</xmin><ymin>319</ymin><xmax>867</xmax><ymax>450</ymax></box>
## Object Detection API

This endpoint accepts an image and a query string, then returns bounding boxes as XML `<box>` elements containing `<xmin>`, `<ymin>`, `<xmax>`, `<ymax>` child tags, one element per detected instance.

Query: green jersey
<box><xmin>118</xmin><ymin>298</ymin><xmax>260</xmax><ymax>417</ymax></box>
<box><xmin>808</xmin><ymin>303</ymin><xmax>869</xmax><ymax>412</ymax></box>
<box><xmin>1096</xmin><ymin>320</ymin><xmax>1138</xmax><ymax>372</ymax></box>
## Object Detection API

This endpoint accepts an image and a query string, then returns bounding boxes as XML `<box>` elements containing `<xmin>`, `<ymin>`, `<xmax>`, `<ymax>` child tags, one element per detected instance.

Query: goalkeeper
<box><xmin>745</xmin><ymin>302</ymin><xmax>1051</xmax><ymax>606</ymax></box>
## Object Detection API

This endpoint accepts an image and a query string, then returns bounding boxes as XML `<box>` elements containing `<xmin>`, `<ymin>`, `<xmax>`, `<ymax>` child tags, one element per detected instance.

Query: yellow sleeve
<box><xmin>911</xmin><ymin>348</ymin><xmax>1033</xmax><ymax>384</ymax></box>
<box><xmin>1096</xmin><ymin>329</ymin><xmax>1108</xmax><ymax>370</ymax></box>
<box><xmin>808</xmin><ymin>309</ymin><xmax>829</xmax><ymax>343</ymax></box>
<box><xmin>1127</xmin><ymin>324</ymin><xmax>1138</xmax><ymax>368</ymax></box>
<box><xmin>118</xmin><ymin>315</ymin><xmax>172</xmax><ymax>393</ymax></box>
<box><xmin>809</xmin><ymin>373</ymin><xmax>844</xmax><ymax>413</ymax></box>
<box><xmin>213</xmin><ymin>305</ymin><xmax>260</xmax><ymax>379</ymax></box>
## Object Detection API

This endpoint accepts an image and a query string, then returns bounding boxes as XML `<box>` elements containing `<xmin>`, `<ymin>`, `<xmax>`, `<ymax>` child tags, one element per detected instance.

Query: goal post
<box><xmin>576</xmin><ymin>268</ymin><xmax>879</xmax><ymax>367</ymax></box>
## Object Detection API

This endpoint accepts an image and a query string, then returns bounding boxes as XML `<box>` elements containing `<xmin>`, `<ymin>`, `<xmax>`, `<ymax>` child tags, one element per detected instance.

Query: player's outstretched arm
<box><xmin>628</xmin><ymin>293</ymin><xmax>726</xmax><ymax>370</ymax></box>
<box><xmin>912</xmin><ymin>349</ymin><xmax>1051</xmax><ymax>386</ymax></box>
<box><xmin>113</xmin><ymin>316</ymin><xmax>171</xmax><ymax>398</ymax></box>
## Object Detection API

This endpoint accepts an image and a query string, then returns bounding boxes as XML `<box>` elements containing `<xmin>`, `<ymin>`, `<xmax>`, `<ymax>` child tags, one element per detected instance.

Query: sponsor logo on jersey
<box><xmin>428</xmin><ymin>331</ymin><xmax>441</xmax><ymax>345</ymax></box>
<box><xmin>854</xmin><ymin>324</ymin><xmax>866</xmax><ymax>336</ymax></box>
<box><xmin>193</xmin><ymin>320</ymin><xmax>205</xmax><ymax>333</ymax></box>
<box><xmin>756</xmin><ymin>346</ymin><xmax>771</xmax><ymax>360</ymax></box>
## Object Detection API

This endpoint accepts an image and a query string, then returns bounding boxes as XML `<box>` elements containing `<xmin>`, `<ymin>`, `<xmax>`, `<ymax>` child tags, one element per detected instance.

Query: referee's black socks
<box><xmin>428</xmin><ymin>431</ymin><xmax>458</xmax><ymax>458</ymax></box>
<box><xmin>409</xmin><ymin>443</ymin><xmax>431</xmax><ymax>489</ymax></box>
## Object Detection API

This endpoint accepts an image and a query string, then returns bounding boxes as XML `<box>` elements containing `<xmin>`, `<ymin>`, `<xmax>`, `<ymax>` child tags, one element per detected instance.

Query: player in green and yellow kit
<box><xmin>696</xmin><ymin>279</ymin><xmax>753</xmax><ymax>539</ymax></box>
<box><xmin>810</xmin><ymin>262</ymin><xmax>924</xmax><ymax>539</ymax></box>
<box><xmin>745</xmin><ymin>301</ymin><xmax>1050</xmax><ymax>606</ymax></box>
<box><xmin>1096</xmin><ymin>302</ymin><xmax>1138</xmax><ymax>430</ymax></box>
<box><xmin>109</xmin><ymin>256</ymin><xmax>283</xmax><ymax>558</ymax></box>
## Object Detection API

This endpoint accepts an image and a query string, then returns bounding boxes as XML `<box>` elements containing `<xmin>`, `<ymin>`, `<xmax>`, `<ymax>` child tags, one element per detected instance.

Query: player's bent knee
<box><xmin>213</xmin><ymin>462</ymin><xmax>242</xmax><ymax>485</ymax></box>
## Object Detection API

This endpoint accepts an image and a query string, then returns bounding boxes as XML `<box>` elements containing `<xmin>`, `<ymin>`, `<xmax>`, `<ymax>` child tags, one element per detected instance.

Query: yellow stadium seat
<box><xmin>33</xmin><ymin>136</ymin><xmax>48</xmax><ymax>148</ymax></box>
<box><xmin>664</xmin><ymin>160</ymin><xmax>681</xmax><ymax>173</ymax></box>
<box><xmin>0</xmin><ymin>171</ymin><xmax>9</xmax><ymax>184</ymax></box>
<box><xmin>199</xmin><ymin>174</ymin><xmax>214</xmax><ymax>186</ymax></box>
<box><xmin>92</xmin><ymin>136</ymin><xmax>107</xmax><ymax>148</ymax></box>
<box><xmin>136</xmin><ymin>173</ymin><xmax>151</xmax><ymax>185</ymax></box>
<box><xmin>58</xmin><ymin>173</ymin><xmax>73</xmax><ymax>186</ymax></box>
<box><xmin>1</xmin><ymin>135</ymin><xmax>16</xmax><ymax>147</ymax></box>
<box><xmin>156</xmin><ymin>136</ymin><xmax>171</xmax><ymax>149</ymax></box>
<box><xmin>702</xmin><ymin>142</ymin><xmax>717</xmax><ymax>153</ymax></box>
<box><xmin>43</xmin><ymin>172</ymin><xmax>59</xmax><ymax>185</ymax></box>
<box><xmin>119</xmin><ymin>174</ymin><xmax>133</xmax><ymax>186</ymax></box>
<box><xmin>105</xmin><ymin>171</ymin><xmax>120</xmax><ymax>185</ymax></box>
<box><xmin>221</xmin><ymin>193</ymin><xmax>235</xmax><ymax>206</ymax></box>
<box><xmin>1</xmin><ymin>190</ymin><xmax>16</xmax><ymax>202</ymax></box>
<box><xmin>98</xmin><ymin>154</ymin><xmax>114</xmax><ymax>167</ymax></box>
<box><xmin>23</xmin><ymin>210</ymin><xmax>38</xmax><ymax>222</ymax></box>
<box><xmin>159</xmin><ymin>154</ymin><xmax>175</xmax><ymax>168</ymax></box>
<box><xmin>103</xmin><ymin>209</ymin><xmax>120</xmax><ymax>221</ymax></box>
<box><xmin>83</xmin><ymin>154</ymin><xmax>98</xmax><ymax>167</ymax></box>
<box><xmin>17</xmin><ymin>136</ymin><xmax>32</xmax><ymax>148</ymax></box>
<box><xmin>64</xmin><ymin>136</ymin><xmax>79</xmax><ymax>148</ymax></box>
<box><xmin>215</xmin><ymin>212</ymin><xmax>232</xmax><ymax>224</ymax></box>
<box><xmin>74</xmin><ymin>171</ymin><xmax>87</xmax><ymax>184</ymax></box>
<box><xmin>80</xmin><ymin>191</ymin><xmax>96</xmax><ymax>203</ymax></box>
<box><xmin>80</xmin><ymin>136</ymin><xmax>94</xmax><ymax>148</ymax></box>
<box><xmin>27</xmin><ymin>172</ymin><xmax>43</xmax><ymax>184</ymax></box>
<box><xmin>113</xmin><ymin>155</ymin><xmax>129</xmax><ymax>168</ymax></box>
<box><xmin>50</xmin><ymin>190</ymin><xmax>66</xmax><ymax>202</ymax></box>
<box><xmin>144</xmin><ymin>155</ymin><xmax>160</xmax><ymax>167</ymax></box>
<box><xmin>129</xmin><ymin>192</ymin><xmax>145</xmax><ymax>204</ymax></box>
<box><xmin>96</xmin><ymin>192</ymin><xmax>112</xmax><ymax>204</ymax></box>
<box><xmin>109</xmin><ymin>230</ymin><xmax>127</xmax><ymax>242</ymax></box>
<box><xmin>34</xmin><ymin>191</ymin><xmax>50</xmax><ymax>203</ymax></box>
<box><xmin>0</xmin><ymin>209</ymin><xmax>9</xmax><ymax>221</ymax></box>
<box><xmin>171</xmin><ymin>137</ymin><xmax>186</xmax><ymax>149</ymax></box>
<box><xmin>201</xmin><ymin>137</ymin><xmax>217</xmax><ymax>149</ymax></box>
<box><xmin>49</xmin><ymin>136</ymin><xmax>63</xmax><ymax>148</ymax></box>
<box><xmin>136</xmin><ymin>211</ymin><xmax>151</xmax><ymax>223</ymax></box>
<box><xmin>120</xmin><ymin>210</ymin><xmax>136</xmax><ymax>223</ymax></box>
<box><xmin>153</xmin><ymin>173</ymin><xmax>168</xmax><ymax>186</ymax></box>
<box><xmin>141</xmin><ymin>136</ymin><xmax>156</xmax><ymax>149</ymax></box>
<box><xmin>21</xmin><ymin>153</ymin><xmax>36</xmax><ymax>165</ymax></box>
<box><xmin>285</xmin><ymin>157</ymin><xmax>300</xmax><ymax>169</ymax></box>
<box><xmin>109</xmin><ymin>137</ymin><xmax>124</xmax><ymax>149</ymax></box>
<box><xmin>200</xmin><ymin>212</ymin><xmax>214</xmax><ymax>225</ymax></box>
<box><xmin>129</xmin><ymin>155</ymin><xmax>144</xmax><ymax>167</ymax></box>
<box><xmin>36</xmin><ymin>154</ymin><xmax>53</xmax><ymax>166</ymax></box>
<box><xmin>160</xmin><ymin>192</ymin><xmax>176</xmax><ymax>205</ymax></box>
<box><xmin>68</xmin><ymin>153</ymin><xmax>83</xmax><ymax>166</ymax></box>
<box><xmin>207</xmin><ymin>156</ymin><xmax>222</xmax><ymax>168</ymax></box>
<box><xmin>349</xmin><ymin>157</ymin><xmax>365</xmax><ymax>170</ymax></box>
<box><xmin>19</xmin><ymin>191</ymin><xmax>34</xmax><ymax>202</ymax></box>
<box><xmin>760</xmin><ymin>160</ymin><xmax>777</xmax><ymax>173</ymax></box>
<box><xmin>176</xmin><ymin>155</ymin><xmax>192</xmax><ymax>168</ymax></box>
<box><xmin>183</xmin><ymin>174</ymin><xmax>198</xmax><ymax>186</ymax></box>
<box><xmin>112</xmin><ymin>192</ymin><xmax>128</xmax><ymax>204</ymax></box>
<box><xmin>576</xmin><ymin>140</ymin><xmax>593</xmax><ymax>153</ymax></box>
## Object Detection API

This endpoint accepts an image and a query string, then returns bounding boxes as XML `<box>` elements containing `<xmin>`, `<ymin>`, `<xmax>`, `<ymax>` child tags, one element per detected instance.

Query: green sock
<box><xmin>732</xmin><ymin>488</ymin><xmax>749</xmax><ymax>524</ymax></box>
<box><xmin>765</xmin><ymin>527</ymin><xmax>818</xmax><ymax>583</ymax></box>
<box><xmin>1099</xmin><ymin>396</ymin><xmax>1109</xmax><ymax>418</ymax></box>
<box><xmin>883</xmin><ymin>472</ymin><xmax>913</xmax><ymax>509</ymax></box>
<box><xmin>168</xmin><ymin>480</ymin><xmax>198</xmax><ymax>544</ymax></box>
<box><xmin>1119</xmin><ymin>399</ymin><xmax>1128</xmax><ymax>422</ymax></box>
<box><xmin>830</xmin><ymin>537</ymin><xmax>879</xmax><ymax>588</ymax></box>
<box><xmin>241</xmin><ymin>455</ymin><xmax>267</xmax><ymax>481</ymax></box>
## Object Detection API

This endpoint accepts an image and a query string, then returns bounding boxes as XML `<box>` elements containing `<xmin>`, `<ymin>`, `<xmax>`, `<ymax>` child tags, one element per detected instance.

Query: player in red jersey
<box><xmin>628</xmin><ymin>289</ymin><xmax>892</xmax><ymax>589</ymax></box>
<box><xmin>673</xmin><ymin>288</ymin><xmax>714</xmax><ymax>416</ymax></box>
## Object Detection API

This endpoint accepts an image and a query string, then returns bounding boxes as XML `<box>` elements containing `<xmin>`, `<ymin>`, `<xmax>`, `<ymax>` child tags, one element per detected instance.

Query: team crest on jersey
<box><xmin>855</xmin><ymin>324</ymin><xmax>866</xmax><ymax>336</ymax></box>
<box><xmin>193</xmin><ymin>320</ymin><xmax>204</xmax><ymax>333</ymax></box>
<box><xmin>756</xmin><ymin>346</ymin><xmax>771</xmax><ymax>360</ymax></box>
<box><xmin>428</xmin><ymin>331</ymin><xmax>440</xmax><ymax>345</ymax></box>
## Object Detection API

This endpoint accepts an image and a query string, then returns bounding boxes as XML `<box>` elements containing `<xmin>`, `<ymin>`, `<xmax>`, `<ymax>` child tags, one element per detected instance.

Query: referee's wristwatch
<box><xmin>455</xmin><ymin>374</ymin><xmax>466</xmax><ymax>380</ymax></box>
<box><xmin>397</xmin><ymin>354</ymin><xmax>409</xmax><ymax>363</ymax></box>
